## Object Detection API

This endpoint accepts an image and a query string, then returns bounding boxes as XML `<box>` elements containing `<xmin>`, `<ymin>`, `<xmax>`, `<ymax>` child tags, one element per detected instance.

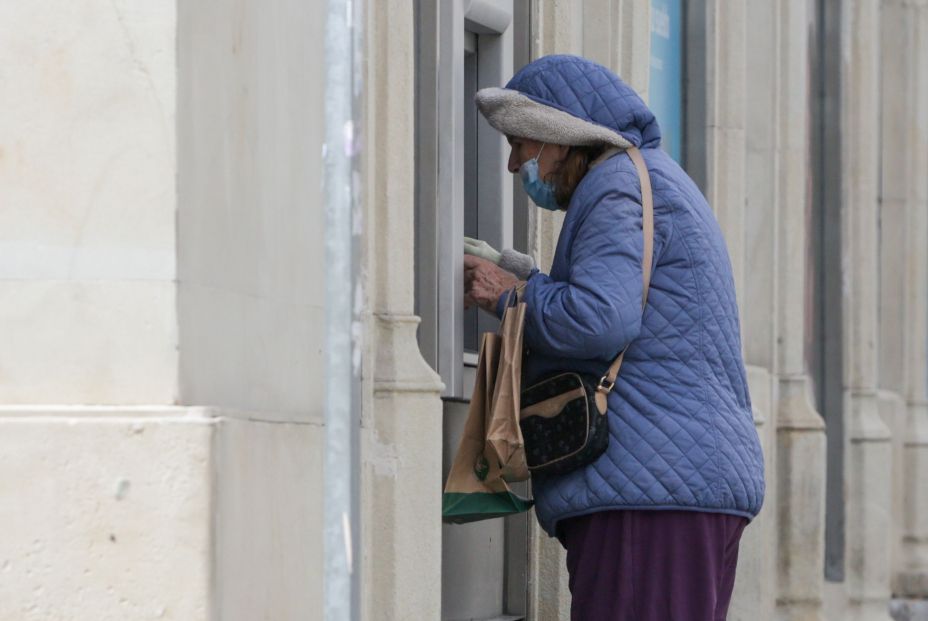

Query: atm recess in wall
<box><xmin>414</xmin><ymin>0</ymin><xmax>515</xmax><ymax>399</ymax></box>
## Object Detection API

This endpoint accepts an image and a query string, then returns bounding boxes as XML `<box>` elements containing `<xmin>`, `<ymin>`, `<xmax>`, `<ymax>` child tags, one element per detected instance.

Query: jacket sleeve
<box><xmin>514</xmin><ymin>189</ymin><xmax>646</xmax><ymax>360</ymax></box>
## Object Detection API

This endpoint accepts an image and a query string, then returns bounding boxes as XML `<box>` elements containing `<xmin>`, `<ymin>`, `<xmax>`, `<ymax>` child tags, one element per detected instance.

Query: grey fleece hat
<box><xmin>473</xmin><ymin>55</ymin><xmax>663</xmax><ymax>150</ymax></box>
<box><xmin>475</xmin><ymin>87</ymin><xmax>632</xmax><ymax>149</ymax></box>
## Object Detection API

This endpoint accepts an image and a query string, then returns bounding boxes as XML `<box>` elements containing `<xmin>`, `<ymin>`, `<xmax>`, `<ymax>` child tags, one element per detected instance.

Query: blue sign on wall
<box><xmin>649</xmin><ymin>0</ymin><xmax>684</xmax><ymax>163</ymax></box>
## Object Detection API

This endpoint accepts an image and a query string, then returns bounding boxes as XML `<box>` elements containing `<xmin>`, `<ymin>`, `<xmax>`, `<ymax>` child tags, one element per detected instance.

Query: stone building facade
<box><xmin>1</xmin><ymin>0</ymin><xmax>927</xmax><ymax>620</ymax></box>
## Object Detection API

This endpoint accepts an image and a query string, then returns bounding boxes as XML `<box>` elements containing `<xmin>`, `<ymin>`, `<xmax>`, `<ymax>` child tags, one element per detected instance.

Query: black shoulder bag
<box><xmin>519</xmin><ymin>146</ymin><xmax>655</xmax><ymax>477</ymax></box>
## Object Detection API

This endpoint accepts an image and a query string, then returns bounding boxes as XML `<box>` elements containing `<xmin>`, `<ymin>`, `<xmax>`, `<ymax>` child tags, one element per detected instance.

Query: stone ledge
<box><xmin>0</xmin><ymin>405</ymin><xmax>324</xmax><ymax>426</ymax></box>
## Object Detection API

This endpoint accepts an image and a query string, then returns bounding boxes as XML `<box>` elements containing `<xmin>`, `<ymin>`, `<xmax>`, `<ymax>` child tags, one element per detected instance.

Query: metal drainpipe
<box><xmin>323</xmin><ymin>0</ymin><xmax>362</xmax><ymax>618</ymax></box>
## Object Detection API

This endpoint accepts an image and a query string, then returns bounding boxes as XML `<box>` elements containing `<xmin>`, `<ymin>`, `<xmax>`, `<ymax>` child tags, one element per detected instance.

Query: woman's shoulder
<box><xmin>572</xmin><ymin>147</ymin><xmax>695</xmax><ymax>211</ymax></box>
<box><xmin>573</xmin><ymin>151</ymin><xmax>640</xmax><ymax>203</ymax></box>
<box><xmin>565</xmin><ymin>156</ymin><xmax>641</xmax><ymax>234</ymax></box>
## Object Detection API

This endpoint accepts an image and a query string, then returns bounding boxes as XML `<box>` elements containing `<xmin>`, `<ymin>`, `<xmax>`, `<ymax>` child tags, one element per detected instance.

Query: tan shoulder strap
<box><xmin>629</xmin><ymin>147</ymin><xmax>655</xmax><ymax>305</ymax></box>
<box><xmin>596</xmin><ymin>147</ymin><xmax>654</xmax><ymax>403</ymax></box>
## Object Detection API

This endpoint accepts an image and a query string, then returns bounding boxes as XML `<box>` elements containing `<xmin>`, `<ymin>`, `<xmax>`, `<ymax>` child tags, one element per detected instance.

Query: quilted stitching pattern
<box><xmin>509</xmin><ymin>56</ymin><xmax>765</xmax><ymax>536</ymax></box>
<box><xmin>506</xmin><ymin>55</ymin><xmax>662</xmax><ymax>149</ymax></box>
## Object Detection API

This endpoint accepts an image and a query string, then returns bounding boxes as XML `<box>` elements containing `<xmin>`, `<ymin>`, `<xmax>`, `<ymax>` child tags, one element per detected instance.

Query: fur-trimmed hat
<box><xmin>475</xmin><ymin>55</ymin><xmax>661</xmax><ymax>150</ymax></box>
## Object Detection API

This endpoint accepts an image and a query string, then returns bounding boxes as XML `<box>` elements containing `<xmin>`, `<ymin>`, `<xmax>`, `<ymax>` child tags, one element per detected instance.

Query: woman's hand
<box><xmin>464</xmin><ymin>255</ymin><xmax>522</xmax><ymax>313</ymax></box>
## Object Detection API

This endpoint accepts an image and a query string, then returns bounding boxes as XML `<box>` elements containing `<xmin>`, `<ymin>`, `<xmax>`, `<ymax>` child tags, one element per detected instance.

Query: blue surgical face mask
<box><xmin>519</xmin><ymin>144</ymin><xmax>561</xmax><ymax>211</ymax></box>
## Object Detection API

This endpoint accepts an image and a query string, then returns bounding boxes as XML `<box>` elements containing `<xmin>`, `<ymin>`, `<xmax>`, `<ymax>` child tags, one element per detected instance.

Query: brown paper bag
<box><xmin>442</xmin><ymin>302</ymin><xmax>532</xmax><ymax>524</ymax></box>
<box><xmin>485</xmin><ymin>302</ymin><xmax>529</xmax><ymax>482</ymax></box>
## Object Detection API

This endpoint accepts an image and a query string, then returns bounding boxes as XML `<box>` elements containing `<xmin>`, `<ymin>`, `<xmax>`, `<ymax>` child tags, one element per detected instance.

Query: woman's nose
<box><xmin>507</xmin><ymin>150</ymin><xmax>521</xmax><ymax>174</ymax></box>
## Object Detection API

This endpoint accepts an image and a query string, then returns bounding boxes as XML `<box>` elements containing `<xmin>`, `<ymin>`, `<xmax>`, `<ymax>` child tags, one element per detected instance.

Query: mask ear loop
<box><xmin>533</xmin><ymin>143</ymin><xmax>547</xmax><ymax>162</ymax></box>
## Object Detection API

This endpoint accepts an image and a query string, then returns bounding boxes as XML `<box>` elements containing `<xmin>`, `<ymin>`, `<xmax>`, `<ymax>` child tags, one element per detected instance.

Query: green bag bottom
<box><xmin>442</xmin><ymin>491</ymin><xmax>534</xmax><ymax>524</ymax></box>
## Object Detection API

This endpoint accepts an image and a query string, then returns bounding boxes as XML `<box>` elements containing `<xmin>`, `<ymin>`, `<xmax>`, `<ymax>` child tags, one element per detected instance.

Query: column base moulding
<box><xmin>372</xmin><ymin>313</ymin><xmax>444</xmax><ymax>396</ymax></box>
<box><xmin>776</xmin><ymin>375</ymin><xmax>827</xmax><ymax>621</ymax></box>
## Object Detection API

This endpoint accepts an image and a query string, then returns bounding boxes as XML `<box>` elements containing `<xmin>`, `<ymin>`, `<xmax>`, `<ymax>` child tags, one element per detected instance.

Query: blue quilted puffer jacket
<box><xmin>491</xmin><ymin>56</ymin><xmax>765</xmax><ymax>537</ymax></box>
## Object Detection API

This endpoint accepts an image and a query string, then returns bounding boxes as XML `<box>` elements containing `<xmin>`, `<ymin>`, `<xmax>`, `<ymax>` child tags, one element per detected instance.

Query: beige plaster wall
<box><xmin>0</xmin><ymin>410</ymin><xmax>214</xmax><ymax>621</ymax></box>
<box><xmin>0</xmin><ymin>409</ymin><xmax>325</xmax><ymax>621</ymax></box>
<box><xmin>0</xmin><ymin>2</ymin><xmax>329</xmax><ymax>620</ymax></box>
<box><xmin>214</xmin><ymin>416</ymin><xmax>324</xmax><ymax>621</ymax></box>
<box><xmin>173</xmin><ymin>1</ymin><xmax>331</xmax><ymax>618</ymax></box>
<box><xmin>176</xmin><ymin>0</ymin><xmax>326</xmax><ymax>419</ymax></box>
<box><xmin>0</xmin><ymin>0</ymin><xmax>178</xmax><ymax>405</ymax></box>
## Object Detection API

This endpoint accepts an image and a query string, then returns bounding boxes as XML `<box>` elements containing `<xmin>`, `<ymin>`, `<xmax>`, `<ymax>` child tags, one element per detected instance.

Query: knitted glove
<box><xmin>464</xmin><ymin>236</ymin><xmax>535</xmax><ymax>280</ymax></box>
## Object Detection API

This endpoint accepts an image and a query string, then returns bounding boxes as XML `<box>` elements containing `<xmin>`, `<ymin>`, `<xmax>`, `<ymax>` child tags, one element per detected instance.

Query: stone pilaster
<box><xmin>580</xmin><ymin>0</ymin><xmax>650</xmax><ymax>97</ymax></box>
<box><xmin>525</xmin><ymin>520</ymin><xmax>572</xmax><ymax>621</ymax></box>
<box><xmin>730</xmin><ymin>0</ymin><xmax>780</xmax><ymax>618</ymax></box>
<box><xmin>703</xmin><ymin>0</ymin><xmax>747</xmax><ymax>311</ymax></box>
<box><xmin>361</xmin><ymin>1</ymin><xmax>445</xmax><ymax>619</ymax></box>
<box><xmin>775</xmin><ymin>383</ymin><xmax>826</xmax><ymax>621</ymax></box>
<box><xmin>896</xmin><ymin>0</ymin><xmax>928</xmax><ymax>599</ymax></box>
<box><xmin>879</xmin><ymin>0</ymin><xmax>912</xmax><ymax>596</ymax></box>
<box><xmin>613</xmin><ymin>0</ymin><xmax>651</xmax><ymax>98</ymax></box>
<box><xmin>731</xmin><ymin>367</ymin><xmax>777</xmax><ymax>621</ymax></box>
<box><xmin>774</xmin><ymin>1</ymin><xmax>828</xmax><ymax>620</ymax></box>
<box><xmin>841</xmin><ymin>0</ymin><xmax>893</xmax><ymax>618</ymax></box>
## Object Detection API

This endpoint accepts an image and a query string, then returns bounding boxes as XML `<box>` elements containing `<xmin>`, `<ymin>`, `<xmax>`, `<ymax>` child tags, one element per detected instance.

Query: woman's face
<box><xmin>506</xmin><ymin>136</ymin><xmax>569</xmax><ymax>179</ymax></box>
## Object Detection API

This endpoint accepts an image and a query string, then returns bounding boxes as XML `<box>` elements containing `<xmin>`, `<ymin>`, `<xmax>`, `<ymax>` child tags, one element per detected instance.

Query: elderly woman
<box><xmin>463</xmin><ymin>55</ymin><xmax>765</xmax><ymax>620</ymax></box>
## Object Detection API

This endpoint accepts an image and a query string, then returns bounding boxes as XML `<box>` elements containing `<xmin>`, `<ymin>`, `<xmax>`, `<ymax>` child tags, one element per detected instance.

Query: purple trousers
<box><xmin>558</xmin><ymin>510</ymin><xmax>748</xmax><ymax>621</ymax></box>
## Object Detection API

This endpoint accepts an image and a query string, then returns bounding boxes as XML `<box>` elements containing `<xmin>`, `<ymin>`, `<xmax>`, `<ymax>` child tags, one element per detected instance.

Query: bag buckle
<box><xmin>597</xmin><ymin>376</ymin><xmax>615</xmax><ymax>394</ymax></box>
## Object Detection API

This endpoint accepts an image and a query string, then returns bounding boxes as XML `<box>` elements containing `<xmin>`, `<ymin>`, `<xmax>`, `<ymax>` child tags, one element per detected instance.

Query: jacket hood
<box><xmin>475</xmin><ymin>55</ymin><xmax>662</xmax><ymax>150</ymax></box>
